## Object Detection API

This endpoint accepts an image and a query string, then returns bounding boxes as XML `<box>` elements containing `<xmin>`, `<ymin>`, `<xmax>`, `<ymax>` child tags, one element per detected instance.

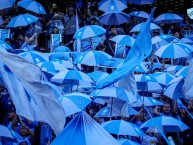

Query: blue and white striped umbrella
<box><xmin>73</xmin><ymin>25</ymin><xmax>106</xmax><ymax>40</ymax></box>
<box><xmin>94</xmin><ymin>106</ymin><xmax>139</xmax><ymax>118</ymax></box>
<box><xmin>0</xmin><ymin>40</ymin><xmax>13</xmax><ymax>50</ymax></box>
<box><xmin>180</xmin><ymin>38</ymin><xmax>193</xmax><ymax>44</ymax></box>
<box><xmin>133</xmin><ymin>63</ymin><xmax>148</xmax><ymax>73</ymax></box>
<box><xmin>37</xmin><ymin>60</ymin><xmax>75</xmax><ymax>71</ymax></box>
<box><xmin>98</xmin><ymin>0</ymin><xmax>127</xmax><ymax>12</ymax></box>
<box><xmin>154</xmin><ymin>13</ymin><xmax>183</xmax><ymax>24</ymax></box>
<box><xmin>18</xmin><ymin>0</ymin><xmax>46</xmax><ymax>14</ymax></box>
<box><xmin>101</xmin><ymin>120</ymin><xmax>145</xmax><ymax>136</ymax></box>
<box><xmin>0</xmin><ymin>125</ymin><xmax>18</xmax><ymax>143</ymax></box>
<box><xmin>127</xmin><ymin>0</ymin><xmax>154</xmax><ymax>5</ymax></box>
<box><xmin>117</xmin><ymin>139</ymin><xmax>140</xmax><ymax>145</ymax></box>
<box><xmin>187</xmin><ymin>8</ymin><xmax>193</xmax><ymax>19</ymax></box>
<box><xmin>7</xmin><ymin>14</ymin><xmax>38</xmax><ymax>28</ymax></box>
<box><xmin>18</xmin><ymin>51</ymin><xmax>48</xmax><ymax>64</ymax></box>
<box><xmin>51</xmin><ymin>69</ymin><xmax>94</xmax><ymax>85</ymax></box>
<box><xmin>90</xmin><ymin>86</ymin><xmax>137</xmax><ymax>103</ymax></box>
<box><xmin>152</xmin><ymin>72</ymin><xmax>176</xmax><ymax>86</ymax></box>
<box><xmin>154</xmin><ymin>43</ymin><xmax>193</xmax><ymax>59</ymax></box>
<box><xmin>87</xmin><ymin>71</ymin><xmax>109</xmax><ymax>82</ymax></box>
<box><xmin>99</xmin><ymin>11</ymin><xmax>130</xmax><ymax>25</ymax></box>
<box><xmin>164</xmin><ymin>78</ymin><xmax>184</xmax><ymax>100</ymax></box>
<box><xmin>175</xmin><ymin>66</ymin><xmax>189</xmax><ymax>78</ymax></box>
<box><xmin>128</xmin><ymin>11</ymin><xmax>149</xmax><ymax>19</ymax></box>
<box><xmin>134</xmin><ymin>74</ymin><xmax>157</xmax><ymax>82</ymax></box>
<box><xmin>53</xmin><ymin>46</ymin><xmax>71</xmax><ymax>53</ymax></box>
<box><xmin>151</xmin><ymin>34</ymin><xmax>175</xmax><ymax>45</ymax></box>
<box><xmin>49</xmin><ymin>53</ymin><xmax>70</xmax><ymax>61</ymax></box>
<box><xmin>131</xmin><ymin>97</ymin><xmax>163</xmax><ymax>107</ymax></box>
<box><xmin>130</xmin><ymin>22</ymin><xmax>161</xmax><ymax>32</ymax></box>
<box><xmin>110</xmin><ymin>35</ymin><xmax>135</xmax><ymax>47</ymax></box>
<box><xmin>74</xmin><ymin>50</ymin><xmax>112</xmax><ymax>66</ymax></box>
<box><xmin>0</xmin><ymin>0</ymin><xmax>16</xmax><ymax>10</ymax></box>
<box><xmin>166</xmin><ymin>65</ymin><xmax>184</xmax><ymax>72</ymax></box>
<box><xmin>137</xmin><ymin>82</ymin><xmax>163</xmax><ymax>93</ymax></box>
<box><xmin>58</xmin><ymin>92</ymin><xmax>92</xmax><ymax>117</ymax></box>
<box><xmin>140</xmin><ymin>116</ymin><xmax>189</xmax><ymax>133</ymax></box>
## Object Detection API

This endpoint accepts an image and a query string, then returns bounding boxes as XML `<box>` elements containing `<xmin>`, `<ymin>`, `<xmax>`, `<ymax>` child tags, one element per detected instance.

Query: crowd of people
<box><xmin>1</xmin><ymin>0</ymin><xmax>193</xmax><ymax>145</ymax></box>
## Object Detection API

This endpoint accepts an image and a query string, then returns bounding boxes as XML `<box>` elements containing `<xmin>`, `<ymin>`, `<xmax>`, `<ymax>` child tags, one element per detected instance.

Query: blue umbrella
<box><xmin>51</xmin><ymin>69</ymin><xmax>94</xmax><ymax>85</ymax></box>
<box><xmin>101</xmin><ymin>120</ymin><xmax>145</xmax><ymax>136</ymax></box>
<box><xmin>73</xmin><ymin>25</ymin><xmax>106</xmax><ymax>40</ymax></box>
<box><xmin>7</xmin><ymin>14</ymin><xmax>38</xmax><ymax>28</ymax></box>
<box><xmin>49</xmin><ymin>53</ymin><xmax>70</xmax><ymax>61</ymax></box>
<box><xmin>128</xmin><ymin>11</ymin><xmax>149</xmax><ymax>19</ymax></box>
<box><xmin>151</xmin><ymin>34</ymin><xmax>175</xmax><ymax>45</ymax></box>
<box><xmin>137</xmin><ymin>82</ymin><xmax>163</xmax><ymax>93</ymax></box>
<box><xmin>166</xmin><ymin>65</ymin><xmax>184</xmax><ymax>73</ymax></box>
<box><xmin>50</xmin><ymin>111</ymin><xmax>120</xmax><ymax>145</ymax></box>
<box><xmin>18</xmin><ymin>51</ymin><xmax>48</xmax><ymax>64</ymax></box>
<box><xmin>58</xmin><ymin>92</ymin><xmax>92</xmax><ymax>117</ymax></box>
<box><xmin>154</xmin><ymin>43</ymin><xmax>193</xmax><ymax>59</ymax></box>
<box><xmin>110</xmin><ymin>35</ymin><xmax>135</xmax><ymax>47</ymax></box>
<box><xmin>175</xmin><ymin>66</ymin><xmax>189</xmax><ymax>78</ymax></box>
<box><xmin>187</xmin><ymin>8</ymin><xmax>193</xmax><ymax>19</ymax></box>
<box><xmin>0</xmin><ymin>0</ymin><xmax>16</xmax><ymax>10</ymax></box>
<box><xmin>131</xmin><ymin>96</ymin><xmax>163</xmax><ymax>107</ymax></box>
<box><xmin>180</xmin><ymin>38</ymin><xmax>193</xmax><ymax>44</ymax></box>
<box><xmin>0</xmin><ymin>40</ymin><xmax>13</xmax><ymax>50</ymax></box>
<box><xmin>117</xmin><ymin>139</ymin><xmax>140</xmax><ymax>145</ymax></box>
<box><xmin>87</xmin><ymin>71</ymin><xmax>109</xmax><ymax>83</ymax></box>
<box><xmin>90</xmin><ymin>86</ymin><xmax>137</xmax><ymax>103</ymax></box>
<box><xmin>130</xmin><ymin>22</ymin><xmax>161</xmax><ymax>32</ymax></box>
<box><xmin>134</xmin><ymin>74</ymin><xmax>157</xmax><ymax>82</ymax></box>
<box><xmin>53</xmin><ymin>46</ymin><xmax>71</xmax><ymax>53</ymax></box>
<box><xmin>94</xmin><ymin>106</ymin><xmax>139</xmax><ymax>118</ymax></box>
<box><xmin>127</xmin><ymin>0</ymin><xmax>154</xmax><ymax>5</ymax></box>
<box><xmin>154</xmin><ymin>13</ymin><xmax>183</xmax><ymax>24</ymax></box>
<box><xmin>152</xmin><ymin>72</ymin><xmax>176</xmax><ymax>86</ymax></box>
<box><xmin>99</xmin><ymin>11</ymin><xmax>130</xmax><ymax>25</ymax></box>
<box><xmin>37</xmin><ymin>60</ymin><xmax>75</xmax><ymax>71</ymax></box>
<box><xmin>140</xmin><ymin>116</ymin><xmax>189</xmax><ymax>133</ymax></box>
<box><xmin>18</xmin><ymin>0</ymin><xmax>46</xmax><ymax>14</ymax></box>
<box><xmin>98</xmin><ymin>0</ymin><xmax>127</xmax><ymax>12</ymax></box>
<box><xmin>74</xmin><ymin>50</ymin><xmax>112</xmax><ymax>66</ymax></box>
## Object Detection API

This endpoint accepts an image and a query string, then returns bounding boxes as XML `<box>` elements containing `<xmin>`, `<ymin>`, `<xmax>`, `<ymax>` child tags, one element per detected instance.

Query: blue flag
<box><xmin>0</xmin><ymin>49</ymin><xmax>66</xmax><ymax>135</ymax></box>
<box><xmin>96</xmin><ymin>8</ymin><xmax>155</xmax><ymax>89</ymax></box>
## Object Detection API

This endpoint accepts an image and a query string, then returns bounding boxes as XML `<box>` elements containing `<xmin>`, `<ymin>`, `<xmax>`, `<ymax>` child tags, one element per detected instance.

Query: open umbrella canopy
<box><xmin>94</xmin><ymin>106</ymin><xmax>139</xmax><ymax>118</ymax></box>
<box><xmin>37</xmin><ymin>60</ymin><xmax>75</xmax><ymax>71</ymax></box>
<box><xmin>51</xmin><ymin>69</ymin><xmax>94</xmax><ymax>85</ymax></box>
<box><xmin>140</xmin><ymin>116</ymin><xmax>189</xmax><ymax>133</ymax></box>
<box><xmin>131</xmin><ymin>96</ymin><xmax>163</xmax><ymax>107</ymax></box>
<box><xmin>134</xmin><ymin>74</ymin><xmax>157</xmax><ymax>82</ymax></box>
<box><xmin>101</xmin><ymin>119</ymin><xmax>145</xmax><ymax>136</ymax></box>
<box><xmin>58</xmin><ymin>92</ymin><xmax>92</xmax><ymax>117</ymax></box>
<box><xmin>53</xmin><ymin>46</ymin><xmax>71</xmax><ymax>53</ymax></box>
<box><xmin>90</xmin><ymin>86</ymin><xmax>137</xmax><ymax>103</ymax></box>
<box><xmin>0</xmin><ymin>0</ymin><xmax>16</xmax><ymax>10</ymax></box>
<box><xmin>49</xmin><ymin>53</ymin><xmax>71</xmax><ymax>61</ymax></box>
<box><xmin>117</xmin><ymin>139</ymin><xmax>140</xmax><ymax>145</ymax></box>
<box><xmin>154</xmin><ymin>43</ymin><xmax>193</xmax><ymax>59</ymax></box>
<box><xmin>175</xmin><ymin>66</ymin><xmax>189</xmax><ymax>78</ymax></box>
<box><xmin>151</xmin><ymin>34</ymin><xmax>175</xmax><ymax>45</ymax></box>
<box><xmin>74</xmin><ymin>50</ymin><xmax>112</xmax><ymax>66</ymax></box>
<box><xmin>18</xmin><ymin>51</ymin><xmax>49</xmax><ymax>64</ymax></box>
<box><xmin>51</xmin><ymin>111</ymin><xmax>120</xmax><ymax>145</ymax></box>
<box><xmin>18</xmin><ymin>0</ymin><xmax>46</xmax><ymax>14</ymax></box>
<box><xmin>99</xmin><ymin>11</ymin><xmax>130</xmax><ymax>25</ymax></box>
<box><xmin>154</xmin><ymin>13</ymin><xmax>183</xmax><ymax>24</ymax></box>
<box><xmin>98</xmin><ymin>0</ymin><xmax>127</xmax><ymax>12</ymax></box>
<box><xmin>128</xmin><ymin>11</ymin><xmax>149</xmax><ymax>19</ymax></box>
<box><xmin>110</xmin><ymin>35</ymin><xmax>135</xmax><ymax>47</ymax></box>
<box><xmin>7</xmin><ymin>14</ymin><xmax>38</xmax><ymax>28</ymax></box>
<box><xmin>87</xmin><ymin>71</ymin><xmax>109</xmax><ymax>83</ymax></box>
<box><xmin>152</xmin><ymin>72</ymin><xmax>176</xmax><ymax>86</ymax></box>
<box><xmin>187</xmin><ymin>8</ymin><xmax>193</xmax><ymax>19</ymax></box>
<box><xmin>127</xmin><ymin>0</ymin><xmax>154</xmax><ymax>5</ymax></box>
<box><xmin>130</xmin><ymin>22</ymin><xmax>161</xmax><ymax>32</ymax></box>
<box><xmin>73</xmin><ymin>25</ymin><xmax>106</xmax><ymax>40</ymax></box>
<box><xmin>0</xmin><ymin>125</ymin><xmax>18</xmax><ymax>143</ymax></box>
<box><xmin>0</xmin><ymin>40</ymin><xmax>13</xmax><ymax>50</ymax></box>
